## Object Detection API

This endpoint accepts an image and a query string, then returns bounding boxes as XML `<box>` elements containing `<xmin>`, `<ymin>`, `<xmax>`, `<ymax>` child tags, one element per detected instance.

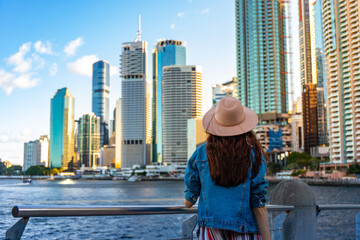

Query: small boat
<box><xmin>23</xmin><ymin>178</ymin><xmax>32</xmax><ymax>183</ymax></box>
<box><xmin>127</xmin><ymin>176</ymin><xmax>141</xmax><ymax>182</ymax></box>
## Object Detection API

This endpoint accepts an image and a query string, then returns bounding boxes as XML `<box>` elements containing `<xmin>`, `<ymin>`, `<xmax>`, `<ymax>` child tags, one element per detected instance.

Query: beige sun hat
<box><xmin>202</xmin><ymin>96</ymin><xmax>258</xmax><ymax>136</ymax></box>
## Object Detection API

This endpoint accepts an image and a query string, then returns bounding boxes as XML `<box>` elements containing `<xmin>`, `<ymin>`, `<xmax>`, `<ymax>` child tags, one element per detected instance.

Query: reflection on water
<box><xmin>0</xmin><ymin>180</ymin><xmax>359</xmax><ymax>239</ymax></box>
<box><xmin>58</xmin><ymin>179</ymin><xmax>75</xmax><ymax>185</ymax></box>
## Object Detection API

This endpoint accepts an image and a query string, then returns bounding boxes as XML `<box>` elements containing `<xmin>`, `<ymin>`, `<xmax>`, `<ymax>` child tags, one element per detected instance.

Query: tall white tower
<box><xmin>120</xmin><ymin>18</ymin><xmax>151</xmax><ymax>167</ymax></box>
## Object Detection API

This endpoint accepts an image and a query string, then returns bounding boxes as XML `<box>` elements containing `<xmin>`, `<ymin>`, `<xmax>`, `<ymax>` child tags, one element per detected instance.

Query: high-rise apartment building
<box><xmin>23</xmin><ymin>136</ymin><xmax>49</xmax><ymax>171</ymax></box>
<box><xmin>92</xmin><ymin>60</ymin><xmax>110</xmax><ymax>147</ymax></box>
<box><xmin>49</xmin><ymin>88</ymin><xmax>76</xmax><ymax>169</ymax></box>
<box><xmin>152</xmin><ymin>40</ymin><xmax>186</xmax><ymax>163</ymax></box>
<box><xmin>323</xmin><ymin>0</ymin><xmax>360</xmax><ymax>164</ymax></box>
<box><xmin>77</xmin><ymin>113</ymin><xmax>101</xmax><ymax>167</ymax></box>
<box><xmin>299</xmin><ymin>0</ymin><xmax>319</xmax><ymax>153</ymax></box>
<box><xmin>162</xmin><ymin>65</ymin><xmax>202</xmax><ymax>164</ymax></box>
<box><xmin>120</xmin><ymin>22</ymin><xmax>151</xmax><ymax>168</ymax></box>
<box><xmin>235</xmin><ymin>0</ymin><xmax>288</xmax><ymax>114</ymax></box>
<box><xmin>212</xmin><ymin>77</ymin><xmax>237</xmax><ymax>105</ymax></box>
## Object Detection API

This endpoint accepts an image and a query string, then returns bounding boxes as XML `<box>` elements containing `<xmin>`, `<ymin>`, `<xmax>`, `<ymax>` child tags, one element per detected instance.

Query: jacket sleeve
<box><xmin>184</xmin><ymin>156</ymin><xmax>201</xmax><ymax>204</ymax></box>
<box><xmin>250</xmin><ymin>155</ymin><xmax>268</xmax><ymax>208</ymax></box>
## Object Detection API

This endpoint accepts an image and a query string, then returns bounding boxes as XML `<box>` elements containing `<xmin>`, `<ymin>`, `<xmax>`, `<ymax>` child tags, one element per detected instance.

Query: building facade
<box><xmin>299</xmin><ymin>0</ymin><xmax>319</xmax><ymax>153</ymax></box>
<box><xmin>152</xmin><ymin>40</ymin><xmax>186</xmax><ymax>163</ymax></box>
<box><xmin>115</xmin><ymin>98</ymin><xmax>122</xmax><ymax>168</ymax></box>
<box><xmin>77</xmin><ymin>113</ymin><xmax>101</xmax><ymax>168</ymax></box>
<box><xmin>23</xmin><ymin>137</ymin><xmax>48</xmax><ymax>171</ymax></box>
<box><xmin>254</xmin><ymin>113</ymin><xmax>292</xmax><ymax>164</ymax></box>
<box><xmin>235</xmin><ymin>0</ymin><xmax>288</xmax><ymax>114</ymax></box>
<box><xmin>212</xmin><ymin>77</ymin><xmax>237</xmax><ymax>105</ymax></box>
<box><xmin>323</xmin><ymin>0</ymin><xmax>360</xmax><ymax>163</ymax></box>
<box><xmin>162</xmin><ymin>65</ymin><xmax>203</xmax><ymax>164</ymax></box>
<box><xmin>92</xmin><ymin>60</ymin><xmax>110</xmax><ymax>147</ymax></box>
<box><xmin>49</xmin><ymin>88</ymin><xmax>76</xmax><ymax>169</ymax></box>
<box><xmin>187</xmin><ymin>118</ymin><xmax>208</xmax><ymax>159</ymax></box>
<box><xmin>120</xmin><ymin>36</ymin><xmax>151</xmax><ymax>168</ymax></box>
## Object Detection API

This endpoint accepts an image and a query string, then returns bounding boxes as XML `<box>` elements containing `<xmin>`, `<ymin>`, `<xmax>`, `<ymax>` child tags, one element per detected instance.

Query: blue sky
<box><xmin>0</xmin><ymin>0</ymin><xmax>301</xmax><ymax>165</ymax></box>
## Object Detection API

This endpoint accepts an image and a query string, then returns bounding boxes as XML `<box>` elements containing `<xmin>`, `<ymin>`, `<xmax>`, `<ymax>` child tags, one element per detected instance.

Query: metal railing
<box><xmin>6</xmin><ymin>205</ymin><xmax>294</xmax><ymax>240</ymax></box>
<box><xmin>5</xmin><ymin>179</ymin><xmax>360</xmax><ymax>240</ymax></box>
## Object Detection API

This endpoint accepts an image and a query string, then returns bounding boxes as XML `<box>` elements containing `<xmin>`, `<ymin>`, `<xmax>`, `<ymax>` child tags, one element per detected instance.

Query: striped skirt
<box><xmin>198</xmin><ymin>226</ymin><xmax>262</xmax><ymax>240</ymax></box>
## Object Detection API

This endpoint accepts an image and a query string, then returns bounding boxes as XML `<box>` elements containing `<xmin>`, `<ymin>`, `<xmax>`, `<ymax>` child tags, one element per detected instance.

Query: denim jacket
<box><xmin>184</xmin><ymin>144</ymin><xmax>268</xmax><ymax>233</ymax></box>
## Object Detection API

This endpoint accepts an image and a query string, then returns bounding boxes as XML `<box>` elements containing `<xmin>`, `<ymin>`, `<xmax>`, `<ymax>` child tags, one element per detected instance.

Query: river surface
<box><xmin>0</xmin><ymin>179</ymin><xmax>359</xmax><ymax>239</ymax></box>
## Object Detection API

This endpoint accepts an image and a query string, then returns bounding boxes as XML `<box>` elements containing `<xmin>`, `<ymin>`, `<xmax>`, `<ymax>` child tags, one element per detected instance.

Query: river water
<box><xmin>0</xmin><ymin>179</ymin><xmax>359</xmax><ymax>239</ymax></box>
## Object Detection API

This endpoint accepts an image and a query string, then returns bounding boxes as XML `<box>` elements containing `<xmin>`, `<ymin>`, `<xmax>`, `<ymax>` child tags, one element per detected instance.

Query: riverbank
<box><xmin>1</xmin><ymin>175</ymin><xmax>360</xmax><ymax>185</ymax></box>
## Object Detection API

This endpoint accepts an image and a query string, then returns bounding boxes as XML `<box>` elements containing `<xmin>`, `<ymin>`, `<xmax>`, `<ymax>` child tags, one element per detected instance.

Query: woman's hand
<box><xmin>184</xmin><ymin>199</ymin><xmax>195</xmax><ymax>208</ymax></box>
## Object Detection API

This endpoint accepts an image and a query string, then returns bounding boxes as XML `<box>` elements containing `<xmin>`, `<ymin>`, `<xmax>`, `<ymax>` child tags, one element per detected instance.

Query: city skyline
<box><xmin>0</xmin><ymin>0</ymin><xmax>302</xmax><ymax>165</ymax></box>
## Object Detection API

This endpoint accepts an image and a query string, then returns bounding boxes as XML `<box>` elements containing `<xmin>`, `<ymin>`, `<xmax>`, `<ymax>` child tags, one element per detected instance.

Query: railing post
<box><xmin>270</xmin><ymin>179</ymin><xmax>317</xmax><ymax>240</ymax></box>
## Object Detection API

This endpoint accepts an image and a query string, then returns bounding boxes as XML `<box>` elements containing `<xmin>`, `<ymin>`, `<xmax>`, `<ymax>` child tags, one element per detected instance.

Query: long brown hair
<box><xmin>206</xmin><ymin>130</ymin><xmax>266</xmax><ymax>187</ymax></box>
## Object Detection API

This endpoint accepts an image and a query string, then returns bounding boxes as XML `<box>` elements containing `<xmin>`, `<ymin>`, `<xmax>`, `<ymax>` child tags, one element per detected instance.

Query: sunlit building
<box><xmin>152</xmin><ymin>40</ymin><xmax>186</xmax><ymax>163</ymax></box>
<box><xmin>23</xmin><ymin>135</ymin><xmax>49</xmax><ymax>171</ymax></box>
<box><xmin>92</xmin><ymin>60</ymin><xmax>110</xmax><ymax>147</ymax></box>
<box><xmin>120</xmin><ymin>22</ymin><xmax>151</xmax><ymax>168</ymax></box>
<box><xmin>323</xmin><ymin>0</ymin><xmax>360</xmax><ymax>164</ymax></box>
<box><xmin>212</xmin><ymin>77</ymin><xmax>237</xmax><ymax>105</ymax></box>
<box><xmin>163</xmin><ymin>65</ymin><xmax>203</xmax><ymax>164</ymax></box>
<box><xmin>77</xmin><ymin>113</ymin><xmax>101</xmax><ymax>168</ymax></box>
<box><xmin>235</xmin><ymin>0</ymin><xmax>288</xmax><ymax>114</ymax></box>
<box><xmin>187</xmin><ymin>118</ymin><xmax>208</xmax><ymax>159</ymax></box>
<box><xmin>49</xmin><ymin>88</ymin><xmax>76</xmax><ymax>169</ymax></box>
<box><xmin>299</xmin><ymin>0</ymin><xmax>319</xmax><ymax>153</ymax></box>
<box><xmin>115</xmin><ymin>98</ymin><xmax>122</xmax><ymax>168</ymax></box>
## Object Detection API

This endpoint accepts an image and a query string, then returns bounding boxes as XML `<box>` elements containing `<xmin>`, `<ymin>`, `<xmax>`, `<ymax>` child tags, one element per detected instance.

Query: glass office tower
<box><xmin>49</xmin><ymin>88</ymin><xmax>75</xmax><ymax>169</ymax></box>
<box><xmin>152</xmin><ymin>40</ymin><xmax>186</xmax><ymax>163</ymax></box>
<box><xmin>77</xmin><ymin>113</ymin><xmax>101</xmax><ymax>167</ymax></box>
<box><xmin>92</xmin><ymin>60</ymin><xmax>110</xmax><ymax>147</ymax></box>
<box><xmin>235</xmin><ymin>0</ymin><xmax>288</xmax><ymax>114</ymax></box>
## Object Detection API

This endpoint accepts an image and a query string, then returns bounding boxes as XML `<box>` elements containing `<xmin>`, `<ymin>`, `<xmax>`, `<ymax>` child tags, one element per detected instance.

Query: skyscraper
<box><xmin>77</xmin><ymin>113</ymin><xmax>101</xmax><ymax>167</ymax></box>
<box><xmin>299</xmin><ymin>0</ymin><xmax>319</xmax><ymax>153</ymax></box>
<box><xmin>152</xmin><ymin>40</ymin><xmax>186</xmax><ymax>163</ymax></box>
<box><xmin>323</xmin><ymin>0</ymin><xmax>360</xmax><ymax>164</ymax></box>
<box><xmin>23</xmin><ymin>137</ymin><xmax>48</xmax><ymax>171</ymax></box>
<box><xmin>92</xmin><ymin>60</ymin><xmax>110</xmax><ymax>147</ymax></box>
<box><xmin>235</xmin><ymin>0</ymin><xmax>288</xmax><ymax>114</ymax></box>
<box><xmin>49</xmin><ymin>88</ymin><xmax>75</xmax><ymax>169</ymax></box>
<box><xmin>120</xmin><ymin>17</ymin><xmax>151</xmax><ymax>168</ymax></box>
<box><xmin>162</xmin><ymin>65</ymin><xmax>203</xmax><ymax>164</ymax></box>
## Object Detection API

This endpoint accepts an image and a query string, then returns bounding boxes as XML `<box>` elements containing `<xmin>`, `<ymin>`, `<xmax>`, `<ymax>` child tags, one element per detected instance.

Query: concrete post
<box><xmin>271</xmin><ymin>179</ymin><xmax>317</xmax><ymax>240</ymax></box>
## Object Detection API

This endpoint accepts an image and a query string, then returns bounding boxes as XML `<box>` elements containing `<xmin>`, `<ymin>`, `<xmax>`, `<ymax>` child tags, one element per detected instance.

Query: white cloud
<box><xmin>201</xmin><ymin>8</ymin><xmax>210</xmax><ymax>14</ymax></box>
<box><xmin>34</xmin><ymin>40</ymin><xmax>53</xmax><ymax>54</ymax></box>
<box><xmin>0</xmin><ymin>130</ymin><xmax>32</xmax><ymax>143</ymax></box>
<box><xmin>6</xmin><ymin>42</ymin><xmax>32</xmax><ymax>73</ymax></box>
<box><xmin>0</xmin><ymin>69</ymin><xmax>40</xmax><ymax>95</ymax></box>
<box><xmin>188</xmin><ymin>0</ymin><xmax>193</xmax><ymax>3</ymax></box>
<box><xmin>67</xmin><ymin>55</ymin><xmax>98</xmax><ymax>76</ymax></box>
<box><xmin>177</xmin><ymin>12</ymin><xmax>186</xmax><ymax>17</ymax></box>
<box><xmin>64</xmin><ymin>37</ymin><xmax>84</xmax><ymax>56</ymax></box>
<box><xmin>170</xmin><ymin>24</ymin><xmax>175</xmax><ymax>30</ymax></box>
<box><xmin>49</xmin><ymin>63</ymin><xmax>58</xmax><ymax>76</ymax></box>
<box><xmin>68</xmin><ymin>55</ymin><xmax>117</xmax><ymax>77</ymax></box>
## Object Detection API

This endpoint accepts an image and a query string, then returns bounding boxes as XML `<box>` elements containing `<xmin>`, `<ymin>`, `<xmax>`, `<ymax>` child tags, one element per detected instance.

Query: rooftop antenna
<box><xmin>135</xmin><ymin>14</ymin><xmax>142</xmax><ymax>42</ymax></box>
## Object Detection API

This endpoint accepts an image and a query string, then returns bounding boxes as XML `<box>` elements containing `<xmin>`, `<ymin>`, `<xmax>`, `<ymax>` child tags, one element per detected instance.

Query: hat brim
<box><xmin>202</xmin><ymin>106</ymin><xmax>258</xmax><ymax>136</ymax></box>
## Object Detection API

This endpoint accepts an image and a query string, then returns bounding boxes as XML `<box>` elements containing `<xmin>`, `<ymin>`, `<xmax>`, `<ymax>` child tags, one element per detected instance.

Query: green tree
<box><xmin>346</xmin><ymin>163</ymin><xmax>360</xmax><ymax>175</ymax></box>
<box><xmin>267</xmin><ymin>161</ymin><xmax>282</xmax><ymax>175</ymax></box>
<box><xmin>5</xmin><ymin>165</ymin><xmax>22</xmax><ymax>175</ymax></box>
<box><xmin>25</xmin><ymin>166</ymin><xmax>50</xmax><ymax>176</ymax></box>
